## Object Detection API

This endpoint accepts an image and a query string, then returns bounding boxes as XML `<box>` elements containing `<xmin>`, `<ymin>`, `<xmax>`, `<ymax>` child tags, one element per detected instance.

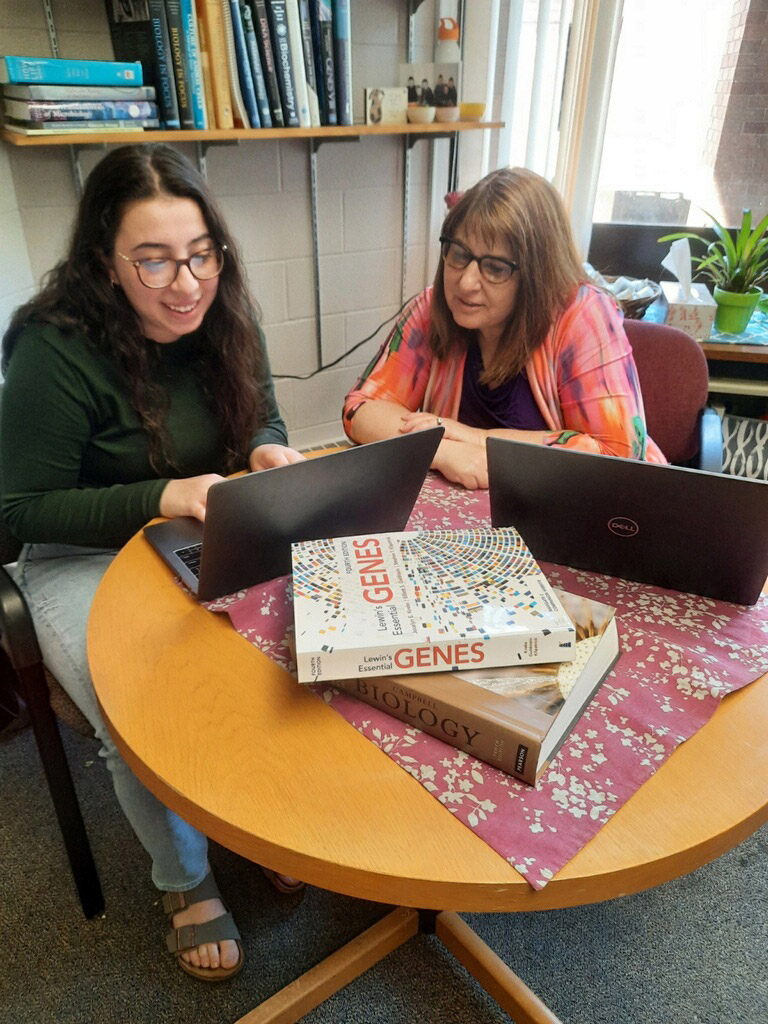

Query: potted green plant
<box><xmin>659</xmin><ymin>209</ymin><xmax>768</xmax><ymax>334</ymax></box>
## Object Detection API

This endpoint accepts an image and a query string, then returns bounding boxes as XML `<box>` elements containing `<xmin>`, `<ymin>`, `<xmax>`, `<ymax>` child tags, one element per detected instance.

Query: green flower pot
<box><xmin>713</xmin><ymin>285</ymin><xmax>762</xmax><ymax>334</ymax></box>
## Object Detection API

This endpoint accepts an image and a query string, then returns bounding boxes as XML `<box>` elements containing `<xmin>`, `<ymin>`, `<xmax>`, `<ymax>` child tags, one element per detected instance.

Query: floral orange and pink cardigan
<box><xmin>343</xmin><ymin>285</ymin><xmax>666</xmax><ymax>463</ymax></box>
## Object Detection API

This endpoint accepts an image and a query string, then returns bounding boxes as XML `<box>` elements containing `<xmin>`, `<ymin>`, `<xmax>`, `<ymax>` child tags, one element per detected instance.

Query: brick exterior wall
<box><xmin>705</xmin><ymin>0</ymin><xmax>768</xmax><ymax>224</ymax></box>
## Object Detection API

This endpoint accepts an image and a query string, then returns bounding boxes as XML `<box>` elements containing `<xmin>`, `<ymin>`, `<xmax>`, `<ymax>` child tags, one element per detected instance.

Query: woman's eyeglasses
<box><xmin>115</xmin><ymin>244</ymin><xmax>227</xmax><ymax>289</ymax></box>
<box><xmin>439</xmin><ymin>236</ymin><xmax>518</xmax><ymax>284</ymax></box>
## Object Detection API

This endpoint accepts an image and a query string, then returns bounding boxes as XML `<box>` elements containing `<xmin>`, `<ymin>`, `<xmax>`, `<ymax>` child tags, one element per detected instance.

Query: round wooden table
<box><xmin>88</xmin><ymin>527</ymin><xmax>768</xmax><ymax>1024</ymax></box>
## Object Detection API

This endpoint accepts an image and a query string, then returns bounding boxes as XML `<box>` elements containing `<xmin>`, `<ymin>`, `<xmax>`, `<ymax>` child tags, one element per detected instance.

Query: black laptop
<box><xmin>144</xmin><ymin>428</ymin><xmax>443</xmax><ymax>601</ymax></box>
<box><xmin>487</xmin><ymin>438</ymin><xmax>768</xmax><ymax>606</ymax></box>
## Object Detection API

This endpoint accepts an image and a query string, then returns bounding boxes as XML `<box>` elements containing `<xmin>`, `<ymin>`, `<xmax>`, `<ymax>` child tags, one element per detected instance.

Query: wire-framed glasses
<box><xmin>439</xmin><ymin>236</ymin><xmax>518</xmax><ymax>284</ymax></box>
<box><xmin>115</xmin><ymin>244</ymin><xmax>227</xmax><ymax>289</ymax></box>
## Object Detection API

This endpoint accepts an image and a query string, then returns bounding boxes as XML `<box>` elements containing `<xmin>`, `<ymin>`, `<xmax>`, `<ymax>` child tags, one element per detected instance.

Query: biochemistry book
<box><xmin>291</xmin><ymin>527</ymin><xmax>576</xmax><ymax>684</ymax></box>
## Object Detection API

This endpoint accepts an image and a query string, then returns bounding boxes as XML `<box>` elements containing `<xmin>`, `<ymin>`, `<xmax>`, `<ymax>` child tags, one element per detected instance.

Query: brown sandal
<box><xmin>260</xmin><ymin>865</ymin><xmax>306</xmax><ymax>895</ymax></box>
<box><xmin>163</xmin><ymin>873</ymin><xmax>244</xmax><ymax>981</ymax></box>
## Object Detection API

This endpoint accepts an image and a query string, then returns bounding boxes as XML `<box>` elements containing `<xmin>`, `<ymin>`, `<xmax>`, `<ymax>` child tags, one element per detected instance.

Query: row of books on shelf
<box><xmin>291</xmin><ymin>527</ymin><xmax>621</xmax><ymax>786</ymax></box>
<box><xmin>0</xmin><ymin>0</ymin><xmax>352</xmax><ymax>136</ymax></box>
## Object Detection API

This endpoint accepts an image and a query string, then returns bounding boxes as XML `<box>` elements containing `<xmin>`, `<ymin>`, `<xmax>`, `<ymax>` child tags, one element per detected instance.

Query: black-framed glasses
<box><xmin>116</xmin><ymin>244</ymin><xmax>227</xmax><ymax>289</ymax></box>
<box><xmin>439</xmin><ymin>236</ymin><xmax>518</xmax><ymax>284</ymax></box>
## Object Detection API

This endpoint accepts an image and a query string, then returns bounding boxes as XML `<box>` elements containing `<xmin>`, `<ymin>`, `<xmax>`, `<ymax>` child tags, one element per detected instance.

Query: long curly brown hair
<box><xmin>430</xmin><ymin>167</ymin><xmax>588</xmax><ymax>386</ymax></box>
<box><xmin>2</xmin><ymin>144</ymin><xmax>268</xmax><ymax>473</ymax></box>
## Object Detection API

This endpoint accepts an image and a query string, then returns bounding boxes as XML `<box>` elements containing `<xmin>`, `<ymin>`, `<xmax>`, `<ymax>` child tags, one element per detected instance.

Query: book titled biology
<box><xmin>335</xmin><ymin>590</ymin><xmax>620</xmax><ymax>785</ymax></box>
<box><xmin>291</xmin><ymin>527</ymin><xmax>576</xmax><ymax>684</ymax></box>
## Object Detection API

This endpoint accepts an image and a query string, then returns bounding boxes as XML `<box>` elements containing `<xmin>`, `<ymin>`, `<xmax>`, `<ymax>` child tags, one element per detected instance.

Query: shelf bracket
<box><xmin>194</xmin><ymin>138</ymin><xmax>240</xmax><ymax>180</ymax></box>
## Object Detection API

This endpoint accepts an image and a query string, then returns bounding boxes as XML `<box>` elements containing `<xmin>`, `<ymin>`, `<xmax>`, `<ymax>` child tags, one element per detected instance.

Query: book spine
<box><xmin>3</xmin><ymin>99</ymin><xmax>159</xmax><ymax>121</ymax></box>
<box><xmin>228</xmin><ymin>0</ymin><xmax>261</xmax><ymax>126</ymax></box>
<box><xmin>147</xmin><ymin>0</ymin><xmax>182</xmax><ymax>128</ymax></box>
<box><xmin>331</xmin><ymin>0</ymin><xmax>351</xmax><ymax>125</ymax></box>
<box><xmin>296</xmin><ymin>626</ymin><xmax>575</xmax><ymax>686</ymax></box>
<box><xmin>2</xmin><ymin>83</ymin><xmax>157</xmax><ymax>101</ymax></box>
<box><xmin>0</xmin><ymin>56</ymin><xmax>144</xmax><ymax>86</ymax></box>
<box><xmin>334</xmin><ymin>677</ymin><xmax>541</xmax><ymax>785</ymax></box>
<box><xmin>297</xmin><ymin>0</ymin><xmax>320</xmax><ymax>126</ymax></box>
<box><xmin>284</xmin><ymin>0</ymin><xmax>311</xmax><ymax>127</ymax></box>
<box><xmin>179</xmin><ymin>0</ymin><xmax>209</xmax><ymax>127</ymax></box>
<box><xmin>309</xmin><ymin>0</ymin><xmax>336</xmax><ymax>125</ymax></box>
<box><xmin>219</xmin><ymin>0</ymin><xmax>250</xmax><ymax>127</ymax></box>
<box><xmin>200</xmin><ymin>0</ymin><xmax>234</xmax><ymax>128</ymax></box>
<box><xmin>265</xmin><ymin>0</ymin><xmax>300</xmax><ymax>127</ymax></box>
<box><xmin>193</xmin><ymin>0</ymin><xmax>219</xmax><ymax>127</ymax></box>
<box><xmin>164</xmin><ymin>0</ymin><xmax>196</xmax><ymax>128</ymax></box>
<box><xmin>251</xmin><ymin>0</ymin><xmax>284</xmax><ymax>126</ymax></box>
<box><xmin>241</xmin><ymin>3</ymin><xmax>272</xmax><ymax>126</ymax></box>
<box><xmin>5</xmin><ymin>119</ymin><xmax>160</xmax><ymax>133</ymax></box>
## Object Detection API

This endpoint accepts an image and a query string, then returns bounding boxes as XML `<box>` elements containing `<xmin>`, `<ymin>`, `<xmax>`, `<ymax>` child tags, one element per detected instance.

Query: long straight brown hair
<box><xmin>430</xmin><ymin>167</ymin><xmax>587</xmax><ymax>385</ymax></box>
<box><xmin>3</xmin><ymin>144</ymin><xmax>268</xmax><ymax>473</ymax></box>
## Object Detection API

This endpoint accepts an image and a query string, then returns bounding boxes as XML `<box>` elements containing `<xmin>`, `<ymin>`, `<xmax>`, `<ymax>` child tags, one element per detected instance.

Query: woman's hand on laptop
<box><xmin>249</xmin><ymin>444</ymin><xmax>306</xmax><ymax>472</ymax></box>
<box><xmin>159</xmin><ymin>474</ymin><xmax>226</xmax><ymax>522</ymax></box>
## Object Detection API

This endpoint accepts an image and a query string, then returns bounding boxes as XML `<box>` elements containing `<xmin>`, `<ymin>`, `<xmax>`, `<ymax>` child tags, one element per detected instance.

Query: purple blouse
<box><xmin>458</xmin><ymin>340</ymin><xmax>548</xmax><ymax>431</ymax></box>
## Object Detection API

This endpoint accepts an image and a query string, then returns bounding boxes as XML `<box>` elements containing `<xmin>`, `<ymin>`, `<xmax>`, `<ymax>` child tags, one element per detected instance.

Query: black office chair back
<box><xmin>0</xmin><ymin>387</ymin><xmax>23</xmax><ymax>566</ymax></box>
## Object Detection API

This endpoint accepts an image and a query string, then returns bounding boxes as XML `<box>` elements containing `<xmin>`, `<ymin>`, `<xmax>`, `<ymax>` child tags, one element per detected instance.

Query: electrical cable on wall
<box><xmin>273</xmin><ymin>293</ymin><xmax>417</xmax><ymax>381</ymax></box>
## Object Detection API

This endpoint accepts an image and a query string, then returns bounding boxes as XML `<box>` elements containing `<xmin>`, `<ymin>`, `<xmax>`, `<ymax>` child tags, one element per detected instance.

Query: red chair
<box><xmin>623</xmin><ymin>319</ymin><xmax>723</xmax><ymax>472</ymax></box>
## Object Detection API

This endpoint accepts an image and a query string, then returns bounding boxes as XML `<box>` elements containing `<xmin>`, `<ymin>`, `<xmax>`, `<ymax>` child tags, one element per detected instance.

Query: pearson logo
<box><xmin>608</xmin><ymin>516</ymin><xmax>639</xmax><ymax>538</ymax></box>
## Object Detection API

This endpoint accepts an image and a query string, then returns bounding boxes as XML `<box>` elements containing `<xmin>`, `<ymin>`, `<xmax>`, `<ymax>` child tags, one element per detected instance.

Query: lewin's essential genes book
<box><xmin>292</xmin><ymin>527</ymin><xmax>576</xmax><ymax>684</ymax></box>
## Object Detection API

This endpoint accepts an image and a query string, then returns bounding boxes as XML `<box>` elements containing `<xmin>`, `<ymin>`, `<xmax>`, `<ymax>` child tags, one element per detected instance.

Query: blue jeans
<box><xmin>14</xmin><ymin>543</ymin><xmax>209</xmax><ymax>893</ymax></box>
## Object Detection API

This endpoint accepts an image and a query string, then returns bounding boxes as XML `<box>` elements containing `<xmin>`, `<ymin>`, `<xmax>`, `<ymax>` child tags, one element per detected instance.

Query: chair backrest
<box><xmin>623</xmin><ymin>319</ymin><xmax>710</xmax><ymax>465</ymax></box>
<box><xmin>0</xmin><ymin>384</ymin><xmax>23</xmax><ymax>566</ymax></box>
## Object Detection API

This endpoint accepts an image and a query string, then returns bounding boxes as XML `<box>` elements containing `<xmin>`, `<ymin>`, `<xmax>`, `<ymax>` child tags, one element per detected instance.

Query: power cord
<box><xmin>273</xmin><ymin>292</ymin><xmax>417</xmax><ymax>381</ymax></box>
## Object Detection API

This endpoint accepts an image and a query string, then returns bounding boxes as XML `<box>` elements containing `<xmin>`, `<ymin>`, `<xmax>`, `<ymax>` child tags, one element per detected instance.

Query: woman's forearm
<box><xmin>344</xmin><ymin>399</ymin><xmax>414</xmax><ymax>444</ymax></box>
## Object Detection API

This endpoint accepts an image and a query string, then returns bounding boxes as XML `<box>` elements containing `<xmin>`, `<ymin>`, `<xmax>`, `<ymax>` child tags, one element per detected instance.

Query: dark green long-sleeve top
<box><xmin>0</xmin><ymin>322</ymin><xmax>288</xmax><ymax>549</ymax></box>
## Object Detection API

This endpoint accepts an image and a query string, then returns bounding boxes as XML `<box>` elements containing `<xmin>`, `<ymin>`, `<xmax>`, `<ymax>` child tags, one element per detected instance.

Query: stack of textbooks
<box><xmin>101</xmin><ymin>0</ymin><xmax>353</xmax><ymax>131</ymax></box>
<box><xmin>292</xmin><ymin>527</ymin><xmax>621</xmax><ymax>786</ymax></box>
<box><xmin>1</xmin><ymin>56</ymin><xmax>158</xmax><ymax>135</ymax></box>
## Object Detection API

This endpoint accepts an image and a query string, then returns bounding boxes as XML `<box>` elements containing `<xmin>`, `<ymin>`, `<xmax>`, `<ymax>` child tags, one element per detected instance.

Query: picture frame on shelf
<box><xmin>364</xmin><ymin>86</ymin><xmax>407</xmax><ymax>125</ymax></box>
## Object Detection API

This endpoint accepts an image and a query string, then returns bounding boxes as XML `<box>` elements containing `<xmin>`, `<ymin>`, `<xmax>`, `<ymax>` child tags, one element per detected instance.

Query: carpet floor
<box><xmin>3</xmin><ymin>723</ymin><xmax>766</xmax><ymax>1024</ymax></box>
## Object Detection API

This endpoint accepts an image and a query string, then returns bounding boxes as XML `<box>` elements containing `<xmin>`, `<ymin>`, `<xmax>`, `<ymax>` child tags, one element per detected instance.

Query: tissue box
<box><xmin>660</xmin><ymin>281</ymin><xmax>717</xmax><ymax>340</ymax></box>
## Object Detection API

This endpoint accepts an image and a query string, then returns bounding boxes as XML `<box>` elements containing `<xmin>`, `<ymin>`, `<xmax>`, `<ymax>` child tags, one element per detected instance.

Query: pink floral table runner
<box><xmin>208</xmin><ymin>475</ymin><xmax>768</xmax><ymax>890</ymax></box>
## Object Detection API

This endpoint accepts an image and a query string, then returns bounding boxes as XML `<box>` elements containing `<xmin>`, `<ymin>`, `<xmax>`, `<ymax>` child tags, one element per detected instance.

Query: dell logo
<box><xmin>608</xmin><ymin>516</ymin><xmax>639</xmax><ymax>537</ymax></box>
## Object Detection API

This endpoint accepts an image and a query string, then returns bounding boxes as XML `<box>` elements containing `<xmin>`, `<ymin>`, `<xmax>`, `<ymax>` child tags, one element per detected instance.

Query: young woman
<box><xmin>343</xmin><ymin>167</ymin><xmax>666</xmax><ymax>489</ymax></box>
<box><xmin>1</xmin><ymin>144</ymin><xmax>305</xmax><ymax>981</ymax></box>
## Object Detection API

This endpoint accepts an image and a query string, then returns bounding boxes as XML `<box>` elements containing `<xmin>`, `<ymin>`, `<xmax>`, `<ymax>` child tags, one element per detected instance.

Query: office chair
<box><xmin>0</xmin><ymin>392</ymin><xmax>104</xmax><ymax>919</ymax></box>
<box><xmin>623</xmin><ymin>318</ymin><xmax>723</xmax><ymax>472</ymax></box>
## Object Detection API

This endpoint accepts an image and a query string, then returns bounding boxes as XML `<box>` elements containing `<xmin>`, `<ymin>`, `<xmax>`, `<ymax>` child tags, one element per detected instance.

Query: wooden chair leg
<box><xmin>17</xmin><ymin>660</ymin><xmax>104</xmax><ymax>919</ymax></box>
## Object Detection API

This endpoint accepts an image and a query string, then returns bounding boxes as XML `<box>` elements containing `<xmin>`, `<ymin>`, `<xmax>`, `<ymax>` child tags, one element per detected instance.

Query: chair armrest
<box><xmin>0</xmin><ymin>565</ymin><xmax>43</xmax><ymax>672</ymax></box>
<box><xmin>697</xmin><ymin>407</ymin><xmax>724</xmax><ymax>474</ymax></box>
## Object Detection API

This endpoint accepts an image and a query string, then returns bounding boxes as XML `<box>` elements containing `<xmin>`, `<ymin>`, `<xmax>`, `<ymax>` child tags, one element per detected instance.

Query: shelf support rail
<box><xmin>42</xmin><ymin>0</ymin><xmax>85</xmax><ymax>197</ymax></box>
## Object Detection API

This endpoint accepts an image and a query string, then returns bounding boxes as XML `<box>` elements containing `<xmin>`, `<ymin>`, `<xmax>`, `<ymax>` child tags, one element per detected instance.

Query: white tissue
<box><xmin>660</xmin><ymin>238</ymin><xmax>692</xmax><ymax>300</ymax></box>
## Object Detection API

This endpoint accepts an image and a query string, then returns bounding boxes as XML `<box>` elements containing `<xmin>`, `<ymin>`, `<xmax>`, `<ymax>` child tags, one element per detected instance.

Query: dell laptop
<box><xmin>487</xmin><ymin>438</ymin><xmax>768</xmax><ymax>606</ymax></box>
<box><xmin>144</xmin><ymin>428</ymin><xmax>443</xmax><ymax>601</ymax></box>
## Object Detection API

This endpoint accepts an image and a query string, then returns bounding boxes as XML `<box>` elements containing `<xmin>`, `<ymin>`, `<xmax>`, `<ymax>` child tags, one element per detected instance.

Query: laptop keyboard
<box><xmin>175</xmin><ymin>543</ymin><xmax>203</xmax><ymax>579</ymax></box>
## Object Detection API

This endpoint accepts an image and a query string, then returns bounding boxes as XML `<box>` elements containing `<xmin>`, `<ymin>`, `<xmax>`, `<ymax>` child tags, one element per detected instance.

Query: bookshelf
<box><xmin>1</xmin><ymin>122</ymin><xmax>502</xmax><ymax>147</ymax></box>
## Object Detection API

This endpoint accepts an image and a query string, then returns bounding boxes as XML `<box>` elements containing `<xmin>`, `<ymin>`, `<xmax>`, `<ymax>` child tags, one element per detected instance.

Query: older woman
<box><xmin>343</xmin><ymin>167</ymin><xmax>665</xmax><ymax>489</ymax></box>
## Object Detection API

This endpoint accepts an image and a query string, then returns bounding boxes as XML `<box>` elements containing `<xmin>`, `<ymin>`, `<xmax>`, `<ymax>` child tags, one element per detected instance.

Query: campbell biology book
<box><xmin>292</xmin><ymin>527</ymin><xmax>576</xmax><ymax>684</ymax></box>
<box><xmin>335</xmin><ymin>590</ymin><xmax>620</xmax><ymax>785</ymax></box>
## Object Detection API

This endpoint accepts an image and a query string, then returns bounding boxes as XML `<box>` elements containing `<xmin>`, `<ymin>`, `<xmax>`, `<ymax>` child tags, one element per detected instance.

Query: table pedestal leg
<box><xmin>436</xmin><ymin>911</ymin><xmax>564</xmax><ymax>1024</ymax></box>
<box><xmin>235</xmin><ymin>906</ymin><xmax>564</xmax><ymax>1024</ymax></box>
<box><xmin>236</xmin><ymin>906</ymin><xmax>419</xmax><ymax>1024</ymax></box>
